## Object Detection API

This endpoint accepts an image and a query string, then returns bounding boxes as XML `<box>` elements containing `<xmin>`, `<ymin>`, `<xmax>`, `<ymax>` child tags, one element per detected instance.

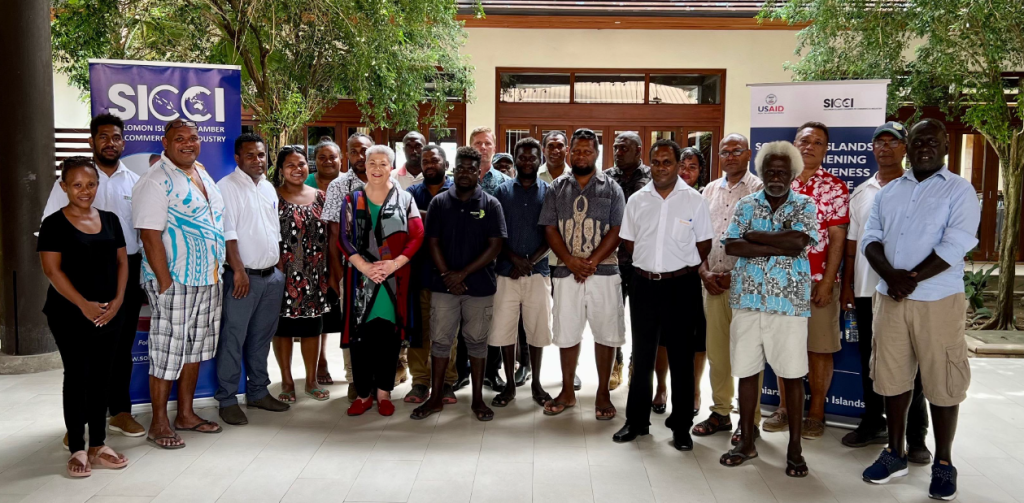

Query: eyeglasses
<box><xmin>873</xmin><ymin>139</ymin><xmax>904</xmax><ymax>149</ymax></box>
<box><xmin>718</xmin><ymin>149</ymin><xmax>749</xmax><ymax>158</ymax></box>
<box><xmin>166</xmin><ymin>120</ymin><xmax>199</xmax><ymax>130</ymax></box>
<box><xmin>453</xmin><ymin>165</ymin><xmax>479</xmax><ymax>174</ymax></box>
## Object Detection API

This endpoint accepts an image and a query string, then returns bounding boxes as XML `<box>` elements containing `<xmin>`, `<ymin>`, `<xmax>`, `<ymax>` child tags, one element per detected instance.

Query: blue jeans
<box><xmin>215</xmin><ymin>268</ymin><xmax>286</xmax><ymax>407</ymax></box>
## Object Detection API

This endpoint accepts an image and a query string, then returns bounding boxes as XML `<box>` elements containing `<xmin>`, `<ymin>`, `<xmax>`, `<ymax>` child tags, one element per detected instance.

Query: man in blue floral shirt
<box><xmin>718</xmin><ymin>141</ymin><xmax>818</xmax><ymax>478</ymax></box>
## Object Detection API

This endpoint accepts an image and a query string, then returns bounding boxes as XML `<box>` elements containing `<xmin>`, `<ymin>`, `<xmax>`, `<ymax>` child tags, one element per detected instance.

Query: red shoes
<box><xmin>378</xmin><ymin>399</ymin><xmax>395</xmax><ymax>416</ymax></box>
<box><xmin>347</xmin><ymin>397</ymin><xmax>373</xmax><ymax>416</ymax></box>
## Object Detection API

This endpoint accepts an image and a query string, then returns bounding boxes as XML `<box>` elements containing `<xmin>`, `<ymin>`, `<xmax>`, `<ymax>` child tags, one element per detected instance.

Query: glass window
<box><xmin>429</xmin><ymin>128</ymin><xmax>459</xmax><ymax>167</ymax></box>
<box><xmin>650</xmin><ymin>130</ymin><xmax>676</xmax><ymax>146</ymax></box>
<box><xmin>504</xmin><ymin>129</ymin><xmax>531</xmax><ymax>154</ymax></box>
<box><xmin>649</xmin><ymin>74</ymin><xmax>721</xmax><ymax>104</ymax></box>
<box><xmin>574</xmin><ymin>74</ymin><xmax>645</xmax><ymax>104</ymax></box>
<box><xmin>500</xmin><ymin>73</ymin><xmax>570</xmax><ymax>103</ymax></box>
<box><xmin>306</xmin><ymin>126</ymin><xmax>336</xmax><ymax>171</ymax></box>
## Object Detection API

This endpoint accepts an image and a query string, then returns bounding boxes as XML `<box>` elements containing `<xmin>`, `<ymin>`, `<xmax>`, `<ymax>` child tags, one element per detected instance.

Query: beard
<box><xmin>764</xmin><ymin>183</ymin><xmax>789</xmax><ymax>198</ymax></box>
<box><xmin>95</xmin><ymin>149</ymin><xmax>122</xmax><ymax>165</ymax></box>
<box><xmin>517</xmin><ymin>169</ymin><xmax>537</xmax><ymax>181</ymax></box>
<box><xmin>571</xmin><ymin>164</ymin><xmax>595</xmax><ymax>177</ymax></box>
<box><xmin>423</xmin><ymin>171</ymin><xmax>445</xmax><ymax>185</ymax></box>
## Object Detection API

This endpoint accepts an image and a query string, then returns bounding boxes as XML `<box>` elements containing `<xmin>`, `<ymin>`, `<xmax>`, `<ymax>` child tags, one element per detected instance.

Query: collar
<box><xmin>160</xmin><ymin>153</ymin><xmax>209</xmax><ymax>180</ymax></box>
<box><xmin>512</xmin><ymin>176</ymin><xmax>541</xmax><ymax>189</ymax></box>
<box><xmin>539</xmin><ymin>162</ymin><xmax>568</xmax><ymax>176</ymax></box>
<box><xmin>900</xmin><ymin>165</ymin><xmax>951</xmax><ymax>183</ymax></box>
<box><xmin>447</xmin><ymin>184</ymin><xmax>483</xmax><ymax>201</ymax></box>
<box><xmin>754</xmin><ymin>188</ymin><xmax>798</xmax><ymax>206</ymax></box>
<box><xmin>231</xmin><ymin>166</ymin><xmax>266</xmax><ymax>185</ymax></box>
<box><xmin>640</xmin><ymin>177</ymin><xmax>689</xmax><ymax>196</ymax></box>
<box><xmin>97</xmin><ymin>161</ymin><xmax>132</xmax><ymax>178</ymax></box>
<box><xmin>721</xmin><ymin>170</ymin><xmax>755</xmax><ymax>188</ymax></box>
<box><xmin>396</xmin><ymin>163</ymin><xmax>424</xmax><ymax>179</ymax></box>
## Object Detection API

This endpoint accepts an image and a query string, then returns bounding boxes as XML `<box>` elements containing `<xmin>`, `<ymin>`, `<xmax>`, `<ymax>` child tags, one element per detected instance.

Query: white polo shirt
<box><xmin>216</xmin><ymin>167</ymin><xmax>281</xmax><ymax>270</ymax></box>
<box><xmin>849</xmin><ymin>173</ymin><xmax>886</xmax><ymax>298</ymax></box>
<box><xmin>42</xmin><ymin>161</ymin><xmax>142</xmax><ymax>255</ymax></box>
<box><xmin>619</xmin><ymin>177</ymin><xmax>714</xmax><ymax>273</ymax></box>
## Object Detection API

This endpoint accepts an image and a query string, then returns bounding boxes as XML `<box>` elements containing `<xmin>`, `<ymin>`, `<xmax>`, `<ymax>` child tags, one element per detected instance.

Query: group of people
<box><xmin>38</xmin><ymin>113</ymin><xmax>976</xmax><ymax>501</ymax></box>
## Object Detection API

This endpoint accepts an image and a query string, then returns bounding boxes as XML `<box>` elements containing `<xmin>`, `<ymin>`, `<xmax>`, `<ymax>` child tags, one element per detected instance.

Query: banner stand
<box><xmin>748</xmin><ymin>80</ymin><xmax>889</xmax><ymax>427</ymax></box>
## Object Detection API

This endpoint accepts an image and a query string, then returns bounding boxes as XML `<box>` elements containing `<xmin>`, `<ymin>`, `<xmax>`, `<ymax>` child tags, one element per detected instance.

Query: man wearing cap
<box><xmin>859</xmin><ymin>119</ymin><xmax>978</xmax><ymax>501</ymax></box>
<box><xmin>840</xmin><ymin>122</ymin><xmax>931</xmax><ymax>463</ymax></box>
<box><xmin>492</xmin><ymin>153</ymin><xmax>516</xmax><ymax>178</ymax></box>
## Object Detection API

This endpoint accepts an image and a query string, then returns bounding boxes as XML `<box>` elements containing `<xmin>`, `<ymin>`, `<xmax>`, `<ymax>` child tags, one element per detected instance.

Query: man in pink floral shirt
<box><xmin>762</xmin><ymin>121</ymin><xmax>849</xmax><ymax>440</ymax></box>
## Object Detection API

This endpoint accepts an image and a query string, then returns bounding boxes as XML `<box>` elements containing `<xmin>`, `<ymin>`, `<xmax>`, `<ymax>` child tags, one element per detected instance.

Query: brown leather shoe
<box><xmin>247</xmin><ymin>394</ymin><xmax>291</xmax><ymax>412</ymax></box>
<box><xmin>762</xmin><ymin>410</ymin><xmax>788</xmax><ymax>433</ymax></box>
<box><xmin>108</xmin><ymin>413</ymin><xmax>146</xmax><ymax>437</ymax></box>
<box><xmin>219</xmin><ymin>404</ymin><xmax>249</xmax><ymax>426</ymax></box>
<box><xmin>801</xmin><ymin>417</ymin><xmax>825</xmax><ymax>440</ymax></box>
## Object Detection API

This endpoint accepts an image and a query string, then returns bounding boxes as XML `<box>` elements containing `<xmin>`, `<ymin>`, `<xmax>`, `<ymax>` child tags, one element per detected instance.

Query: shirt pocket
<box><xmin>670</xmin><ymin>218</ymin><xmax>696</xmax><ymax>245</ymax></box>
<box><xmin>916</xmin><ymin>197</ymin><xmax>949</xmax><ymax>231</ymax></box>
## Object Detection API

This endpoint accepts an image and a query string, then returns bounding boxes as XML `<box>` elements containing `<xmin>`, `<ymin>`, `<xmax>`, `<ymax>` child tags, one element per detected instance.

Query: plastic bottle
<box><xmin>844</xmin><ymin>309</ymin><xmax>859</xmax><ymax>342</ymax></box>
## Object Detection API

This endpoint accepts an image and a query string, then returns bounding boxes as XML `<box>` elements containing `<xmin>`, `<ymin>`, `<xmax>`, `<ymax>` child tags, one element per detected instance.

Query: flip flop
<box><xmin>175</xmin><ymin>420</ymin><xmax>222</xmax><ymax>434</ymax></box>
<box><xmin>410</xmin><ymin>406</ymin><xmax>442</xmax><ymax>421</ymax></box>
<box><xmin>88</xmin><ymin>445</ymin><xmax>128</xmax><ymax>469</ymax></box>
<box><xmin>595</xmin><ymin>405</ymin><xmax>617</xmax><ymax>421</ymax></box>
<box><xmin>305</xmin><ymin>388</ymin><xmax>330</xmax><ymax>401</ymax></box>
<box><xmin>147</xmin><ymin>435</ymin><xmax>186</xmax><ymax>450</ymax></box>
<box><xmin>532</xmin><ymin>391</ymin><xmax>553</xmax><ymax>407</ymax></box>
<box><xmin>786</xmin><ymin>458</ymin><xmax>809</xmax><ymax>478</ymax></box>
<box><xmin>278</xmin><ymin>390</ymin><xmax>296</xmax><ymax>403</ymax></box>
<box><xmin>491</xmin><ymin>392</ymin><xmax>515</xmax><ymax>407</ymax></box>
<box><xmin>473</xmin><ymin>408</ymin><xmax>495</xmax><ymax>422</ymax></box>
<box><xmin>719</xmin><ymin>447</ymin><xmax>759</xmax><ymax>467</ymax></box>
<box><xmin>543</xmin><ymin>400</ymin><xmax>575</xmax><ymax>416</ymax></box>
<box><xmin>67</xmin><ymin>450</ymin><xmax>91</xmax><ymax>478</ymax></box>
<box><xmin>317</xmin><ymin>372</ymin><xmax>334</xmax><ymax>385</ymax></box>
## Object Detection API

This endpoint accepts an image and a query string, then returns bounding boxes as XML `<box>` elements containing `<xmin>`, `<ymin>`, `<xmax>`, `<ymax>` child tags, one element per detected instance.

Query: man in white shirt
<box><xmin>214</xmin><ymin>133</ymin><xmax>290</xmax><ymax>425</ymax></box>
<box><xmin>839</xmin><ymin>122</ymin><xmax>930</xmax><ymax>463</ymax></box>
<box><xmin>613</xmin><ymin>139</ymin><xmax>713</xmax><ymax>450</ymax></box>
<box><xmin>538</xmin><ymin>130</ymin><xmax>569</xmax><ymax>183</ymax></box>
<box><xmin>43</xmin><ymin>113</ymin><xmax>147</xmax><ymax>442</ymax></box>
<box><xmin>394</xmin><ymin>131</ymin><xmax>427</xmax><ymax>189</ymax></box>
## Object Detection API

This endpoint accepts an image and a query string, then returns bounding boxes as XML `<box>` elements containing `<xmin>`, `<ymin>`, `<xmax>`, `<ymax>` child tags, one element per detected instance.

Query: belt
<box><xmin>245</xmin><ymin>266</ymin><xmax>277</xmax><ymax>277</ymax></box>
<box><xmin>635</xmin><ymin>265</ymin><xmax>698</xmax><ymax>281</ymax></box>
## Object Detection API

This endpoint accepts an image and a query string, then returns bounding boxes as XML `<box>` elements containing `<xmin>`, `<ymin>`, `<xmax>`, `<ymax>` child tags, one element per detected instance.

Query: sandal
<box><xmin>278</xmin><ymin>390</ymin><xmax>296</xmax><ymax>403</ymax></box>
<box><xmin>532</xmin><ymin>391</ymin><xmax>553</xmax><ymax>407</ymax></box>
<box><xmin>410</xmin><ymin>404</ymin><xmax>442</xmax><ymax>421</ymax></box>
<box><xmin>305</xmin><ymin>388</ymin><xmax>330</xmax><ymax>401</ymax></box>
<box><xmin>147</xmin><ymin>434</ymin><xmax>185</xmax><ymax>450</ymax></box>
<box><xmin>595</xmin><ymin>405</ymin><xmax>617</xmax><ymax>421</ymax></box>
<box><xmin>719</xmin><ymin>447</ymin><xmax>759</xmax><ymax>467</ymax></box>
<box><xmin>67</xmin><ymin>451</ymin><xmax>91</xmax><ymax>478</ymax></box>
<box><xmin>543</xmin><ymin>400</ymin><xmax>575</xmax><ymax>416</ymax></box>
<box><xmin>473</xmin><ymin>407</ymin><xmax>495</xmax><ymax>422</ymax></box>
<box><xmin>88</xmin><ymin>445</ymin><xmax>128</xmax><ymax>469</ymax></box>
<box><xmin>731</xmin><ymin>425</ymin><xmax>760</xmax><ymax>446</ymax></box>
<box><xmin>692</xmin><ymin>412</ymin><xmax>732</xmax><ymax>436</ymax></box>
<box><xmin>175</xmin><ymin>419</ymin><xmax>222</xmax><ymax>434</ymax></box>
<box><xmin>491</xmin><ymin>391</ymin><xmax>515</xmax><ymax>408</ymax></box>
<box><xmin>786</xmin><ymin>458</ymin><xmax>809</xmax><ymax>478</ymax></box>
<box><xmin>317</xmin><ymin>372</ymin><xmax>334</xmax><ymax>385</ymax></box>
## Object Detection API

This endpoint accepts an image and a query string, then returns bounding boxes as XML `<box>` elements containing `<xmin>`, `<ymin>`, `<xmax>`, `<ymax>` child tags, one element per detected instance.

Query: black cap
<box><xmin>873</xmin><ymin>121</ymin><xmax>906</xmax><ymax>141</ymax></box>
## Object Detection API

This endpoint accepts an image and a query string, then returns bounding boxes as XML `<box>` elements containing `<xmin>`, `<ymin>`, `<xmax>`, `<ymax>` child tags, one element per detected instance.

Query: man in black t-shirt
<box><xmin>411</xmin><ymin>147</ymin><xmax>507</xmax><ymax>422</ymax></box>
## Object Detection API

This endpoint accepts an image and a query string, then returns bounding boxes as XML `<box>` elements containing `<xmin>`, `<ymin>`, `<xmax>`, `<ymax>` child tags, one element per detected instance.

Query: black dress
<box><xmin>37</xmin><ymin>209</ymin><xmax>126</xmax><ymax>453</ymax></box>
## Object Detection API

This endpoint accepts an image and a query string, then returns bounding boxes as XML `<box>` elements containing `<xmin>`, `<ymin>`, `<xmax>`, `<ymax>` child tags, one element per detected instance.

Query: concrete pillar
<box><xmin>0</xmin><ymin>0</ymin><xmax>58</xmax><ymax>357</ymax></box>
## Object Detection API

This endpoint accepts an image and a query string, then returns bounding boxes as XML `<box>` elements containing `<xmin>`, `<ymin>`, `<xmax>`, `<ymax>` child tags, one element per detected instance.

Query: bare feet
<box><xmin>173</xmin><ymin>413</ymin><xmax>221</xmax><ymax>433</ymax></box>
<box><xmin>543</xmin><ymin>388</ymin><xmax>577</xmax><ymax>414</ymax></box>
<box><xmin>147</xmin><ymin>421</ymin><xmax>185</xmax><ymax>448</ymax></box>
<box><xmin>654</xmin><ymin>388</ymin><xmax>668</xmax><ymax>408</ymax></box>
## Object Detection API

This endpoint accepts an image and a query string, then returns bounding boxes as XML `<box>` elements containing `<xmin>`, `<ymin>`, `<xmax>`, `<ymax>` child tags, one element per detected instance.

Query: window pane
<box><xmin>429</xmin><ymin>128</ymin><xmax>459</xmax><ymax>167</ymax></box>
<box><xmin>650</xmin><ymin>130</ymin><xmax>676</xmax><ymax>145</ymax></box>
<box><xmin>649</xmin><ymin>74</ymin><xmax>721</xmax><ymax>104</ymax></box>
<box><xmin>500</xmin><ymin>73</ymin><xmax>570</xmax><ymax>103</ymax></box>
<box><xmin>307</xmin><ymin>126</ymin><xmax>336</xmax><ymax>172</ymax></box>
<box><xmin>574</xmin><ymin>74</ymin><xmax>645</xmax><ymax>104</ymax></box>
<box><xmin>388</xmin><ymin>130</ymin><xmax>412</xmax><ymax>168</ymax></box>
<box><xmin>504</xmin><ymin>129</ymin><xmax>530</xmax><ymax>154</ymax></box>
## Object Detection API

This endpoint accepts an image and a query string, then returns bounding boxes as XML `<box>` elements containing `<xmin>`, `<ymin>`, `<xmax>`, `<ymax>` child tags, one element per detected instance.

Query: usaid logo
<box><xmin>106</xmin><ymin>84</ymin><xmax>227</xmax><ymax>122</ymax></box>
<box><xmin>757</xmin><ymin>93</ymin><xmax>784</xmax><ymax>114</ymax></box>
<box><xmin>823</xmin><ymin>97</ymin><xmax>855</xmax><ymax>109</ymax></box>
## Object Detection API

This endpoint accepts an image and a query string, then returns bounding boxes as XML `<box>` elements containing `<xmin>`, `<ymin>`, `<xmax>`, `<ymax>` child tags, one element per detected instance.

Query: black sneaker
<box><xmin>842</xmin><ymin>425</ymin><xmax>888</xmax><ymax>448</ymax></box>
<box><xmin>862</xmin><ymin>448</ymin><xmax>909</xmax><ymax>484</ymax></box>
<box><xmin>454</xmin><ymin>376</ymin><xmax>471</xmax><ymax>391</ymax></box>
<box><xmin>928</xmin><ymin>462</ymin><xmax>957</xmax><ymax>501</ymax></box>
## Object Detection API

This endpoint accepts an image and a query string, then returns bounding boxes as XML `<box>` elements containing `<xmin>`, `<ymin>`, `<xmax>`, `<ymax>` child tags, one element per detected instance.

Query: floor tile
<box><xmin>345</xmin><ymin>460</ymin><xmax>420</xmax><ymax>502</ymax></box>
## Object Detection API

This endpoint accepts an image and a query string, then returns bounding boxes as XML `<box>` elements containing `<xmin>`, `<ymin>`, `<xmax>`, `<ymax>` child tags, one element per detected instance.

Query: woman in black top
<box><xmin>38</xmin><ymin>157</ymin><xmax>130</xmax><ymax>478</ymax></box>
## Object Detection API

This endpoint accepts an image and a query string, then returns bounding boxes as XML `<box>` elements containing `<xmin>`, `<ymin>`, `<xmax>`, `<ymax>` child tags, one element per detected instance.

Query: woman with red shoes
<box><xmin>338</xmin><ymin>145</ymin><xmax>424</xmax><ymax>416</ymax></box>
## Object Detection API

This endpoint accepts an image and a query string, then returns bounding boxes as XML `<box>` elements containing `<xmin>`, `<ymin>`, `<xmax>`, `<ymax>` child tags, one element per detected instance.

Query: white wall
<box><xmin>53</xmin><ymin>71</ymin><xmax>91</xmax><ymax>129</ymax></box>
<box><xmin>461</xmin><ymin>27</ymin><xmax>800</xmax><ymax>141</ymax></box>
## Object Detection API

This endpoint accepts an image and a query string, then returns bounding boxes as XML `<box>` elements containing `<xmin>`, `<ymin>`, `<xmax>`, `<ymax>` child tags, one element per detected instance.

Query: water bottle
<box><xmin>844</xmin><ymin>309</ymin><xmax>859</xmax><ymax>342</ymax></box>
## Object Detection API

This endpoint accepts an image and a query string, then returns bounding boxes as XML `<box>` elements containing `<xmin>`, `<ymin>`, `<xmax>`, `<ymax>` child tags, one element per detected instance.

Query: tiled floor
<box><xmin>1</xmin><ymin>334</ymin><xmax>1023</xmax><ymax>503</ymax></box>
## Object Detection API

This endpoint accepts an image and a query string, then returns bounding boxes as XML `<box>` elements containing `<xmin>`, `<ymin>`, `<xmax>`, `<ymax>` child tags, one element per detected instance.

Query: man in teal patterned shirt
<box><xmin>719</xmin><ymin>141</ymin><xmax>818</xmax><ymax>478</ymax></box>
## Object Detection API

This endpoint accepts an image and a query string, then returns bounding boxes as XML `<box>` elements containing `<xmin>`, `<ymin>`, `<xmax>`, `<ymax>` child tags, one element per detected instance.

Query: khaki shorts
<box><xmin>551</xmin><ymin>275</ymin><xmax>626</xmax><ymax>348</ymax></box>
<box><xmin>807</xmin><ymin>281</ymin><xmax>841</xmax><ymax>354</ymax></box>
<box><xmin>730</xmin><ymin>309</ymin><xmax>809</xmax><ymax>379</ymax></box>
<box><xmin>489</xmin><ymin>275</ymin><xmax>552</xmax><ymax>348</ymax></box>
<box><xmin>870</xmin><ymin>292</ymin><xmax>970</xmax><ymax>407</ymax></box>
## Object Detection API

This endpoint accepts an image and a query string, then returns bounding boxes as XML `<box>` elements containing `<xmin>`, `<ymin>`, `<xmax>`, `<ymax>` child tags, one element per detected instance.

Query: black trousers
<box><xmin>625</xmin><ymin>271</ymin><xmax>701</xmax><ymax>431</ymax></box>
<box><xmin>108</xmin><ymin>253</ymin><xmax>144</xmax><ymax>416</ymax></box>
<box><xmin>855</xmin><ymin>297</ymin><xmax>929</xmax><ymax>443</ymax></box>
<box><xmin>350</xmin><ymin>318</ymin><xmax>402</xmax><ymax>398</ymax></box>
<box><xmin>48</xmin><ymin>312</ymin><xmax>119</xmax><ymax>452</ymax></box>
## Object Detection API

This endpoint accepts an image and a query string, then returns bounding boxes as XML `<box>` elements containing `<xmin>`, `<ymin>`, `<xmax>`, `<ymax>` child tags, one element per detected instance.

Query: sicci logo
<box><xmin>106</xmin><ymin>84</ymin><xmax>227</xmax><ymax>122</ymax></box>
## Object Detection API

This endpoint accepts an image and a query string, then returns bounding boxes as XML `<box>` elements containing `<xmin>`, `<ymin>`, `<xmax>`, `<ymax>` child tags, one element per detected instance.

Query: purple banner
<box><xmin>88</xmin><ymin>60</ymin><xmax>242</xmax><ymax>181</ymax></box>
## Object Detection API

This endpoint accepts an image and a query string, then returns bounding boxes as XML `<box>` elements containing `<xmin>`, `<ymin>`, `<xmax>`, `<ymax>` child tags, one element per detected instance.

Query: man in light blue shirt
<box><xmin>860</xmin><ymin>119</ymin><xmax>979</xmax><ymax>501</ymax></box>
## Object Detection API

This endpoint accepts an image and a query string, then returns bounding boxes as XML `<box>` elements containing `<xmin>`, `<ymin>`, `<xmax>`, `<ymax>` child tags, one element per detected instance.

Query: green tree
<box><xmin>51</xmin><ymin>0</ymin><xmax>476</xmax><ymax>151</ymax></box>
<box><xmin>760</xmin><ymin>0</ymin><xmax>1024</xmax><ymax>329</ymax></box>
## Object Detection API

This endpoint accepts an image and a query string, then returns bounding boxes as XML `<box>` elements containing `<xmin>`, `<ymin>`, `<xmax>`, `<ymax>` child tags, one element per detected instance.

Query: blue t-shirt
<box><xmin>407</xmin><ymin>178</ymin><xmax>453</xmax><ymax>287</ymax></box>
<box><xmin>492</xmin><ymin>178</ymin><xmax>549</xmax><ymax>277</ymax></box>
<box><xmin>424</xmin><ymin>186</ymin><xmax>507</xmax><ymax>297</ymax></box>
